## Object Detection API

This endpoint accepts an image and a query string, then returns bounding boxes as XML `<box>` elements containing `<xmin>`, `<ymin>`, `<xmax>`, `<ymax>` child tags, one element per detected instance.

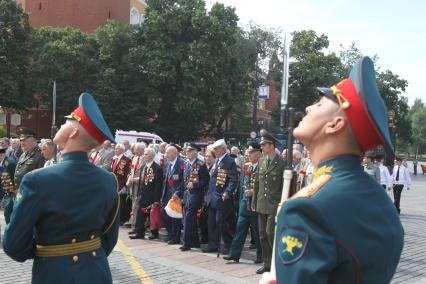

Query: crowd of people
<box><xmin>0</xmin><ymin>127</ymin><xmax>413</xmax><ymax>274</ymax></box>
<box><xmin>0</xmin><ymin>57</ymin><xmax>414</xmax><ymax>283</ymax></box>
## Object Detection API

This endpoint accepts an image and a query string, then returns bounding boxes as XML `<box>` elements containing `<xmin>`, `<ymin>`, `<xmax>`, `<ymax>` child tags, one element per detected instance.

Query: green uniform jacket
<box><xmin>14</xmin><ymin>146</ymin><xmax>44</xmax><ymax>188</ymax></box>
<box><xmin>274</xmin><ymin>155</ymin><xmax>404</xmax><ymax>283</ymax></box>
<box><xmin>253</xmin><ymin>154</ymin><xmax>285</xmax><ymax>215</ymax></box>
<box><xmin>4</xmin><ymin>152</ymin><xmax>119</xmax><ymax>284</ymax></box>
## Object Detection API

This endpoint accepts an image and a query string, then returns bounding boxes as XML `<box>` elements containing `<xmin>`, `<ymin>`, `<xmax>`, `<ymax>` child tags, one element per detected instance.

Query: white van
<box><xmin>115</xmin><ymin>130</ymin><xmax>163</xmax><ymax>145</ymax></box>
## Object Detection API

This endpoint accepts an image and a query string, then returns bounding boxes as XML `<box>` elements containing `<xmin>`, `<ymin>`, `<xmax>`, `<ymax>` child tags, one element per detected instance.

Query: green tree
<box><xmin>28</xmin><ymin>26</ymin><xmax>98</xmax><ymax>118</ymax></box>
<box><xmin>0</xmin><ymin>0</ymin><xmax>32</xmax><ymax>109</ymax></box>
<box><xmin>409</xmin><ymin>99</ymin><xmax>426</xmax><ymax>156</ymax></box>
<box><xmin>93</xmin><ymin>21</ymin><xmax>149</xmax><ymax>132</ymax></box>
<box><xmin>288</xmin><ymin>30</ymin><xmax>342</xmax><ymax>112</ymax></box>
<box><xmin>137</xmin><ymin>0</ymin><xmax>251</xmax><ymax>140</ymax></box>
<box><xmin>376</xmin><ymin>70</ymin><xmax>411</xmax><ymax>146</ymax></box>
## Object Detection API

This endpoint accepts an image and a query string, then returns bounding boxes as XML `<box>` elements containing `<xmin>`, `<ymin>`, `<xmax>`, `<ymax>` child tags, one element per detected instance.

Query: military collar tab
<box><xmin>61</xmin><ymin>151</ymin><xmax>91</xmax><ymax>162</ymax></box>
<box><xmin>315</xmin><ymin>155</ymin><xmax>362</xmax><ymax>172</ymax></box>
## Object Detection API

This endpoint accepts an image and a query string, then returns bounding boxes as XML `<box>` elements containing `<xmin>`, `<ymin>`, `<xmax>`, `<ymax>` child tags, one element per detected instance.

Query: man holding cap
<box><xmin>180</xmin><ymin>143</ymin><xmax>210</xmax><ymax>251</ymax></box>
<box><xmin>252</xmin><ymin>130</ymin><xmax>285</xmax><ymax>274</ymax></box>
<box><xmin>273</xmin><ymin>57</ymin><xmax>404</xmax><ymax>283</ymax></box>
<box><xmin>204</xmin><ymin>139</ymin><xmax>238</xmax><ymax>254</ymax></box>
<box><xmin>4</xmin><ymin>93</ymin><xmax>119</xmax><ymax>284</ymax></box>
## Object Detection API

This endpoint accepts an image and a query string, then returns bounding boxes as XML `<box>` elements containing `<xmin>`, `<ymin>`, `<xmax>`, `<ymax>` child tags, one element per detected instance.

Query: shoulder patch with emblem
<box><xmin>292</xmin><ymin>174</ymin><xmax>332</xmax><ymax>199</ymax></box>
<box><xmin>15</xmin><ymin>192</ymin><xmax>23</xmax><ymax>202</ymax></box>
<box><xmin>277</xmin><ymin>228</ymin><xmax>308</xmax><ymax>264</ymax></box>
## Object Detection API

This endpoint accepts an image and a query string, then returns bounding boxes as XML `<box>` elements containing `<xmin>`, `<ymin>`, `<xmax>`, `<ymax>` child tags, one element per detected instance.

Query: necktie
<box><xmin>266</xmin><ymin>157</ymin><xmax>270</xmax><ymax>168</ymax></box>
<box><xmin>396</xmin><ymin>166</ymin><xmax>400</xmax><ymax>181</ymax></box>
<box><xmin>113</xmin><ymin>158</ymin><xmax>119</xmax><ymax>172</ymax></box>
<box><xmin>135</xmin><ymin>157</ymin><xmax>140</xmax><ymax>171</ymax></box>
<box><xmin>168</xmin><ymin>163</ymin><xmax>173</xmax><ymax>178</ymax></box>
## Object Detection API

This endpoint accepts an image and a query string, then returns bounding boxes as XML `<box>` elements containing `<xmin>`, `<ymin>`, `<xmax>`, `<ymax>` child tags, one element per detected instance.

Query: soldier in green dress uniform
<box><xmin>4</xmin><ymin>93</ymin><xmax>119</xmax><ymax>284</ymax></box>
<box><xmin>271</xmin><ymin>57</ymin><xmax>404</xmax><ymax>283</ymax></box>
<box><xmin>13</xmin><ymin>127</ymin><xmax>45</xmax><ymax>188</ymax></box>
<box><xmin>252</xmin><ymin>130</ymin><xmax>286</xmax><ymax>274</ymax></box>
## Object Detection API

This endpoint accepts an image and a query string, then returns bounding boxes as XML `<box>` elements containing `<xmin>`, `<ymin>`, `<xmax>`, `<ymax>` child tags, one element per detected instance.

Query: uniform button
<box><xmin>264</xmin><ymin>194</ymin><xmax>266</xmax><ymax>197</ymax></box>
<box><xmin>72</xmin><ymin>255</ymin><xmax>78</xmax><ymax>263</ymax></box>
<box><xmin>71</xmin><ymin>238</ymin><xmax>77</xmax><ymax>243</ymax></box>
<box><xmin>90</xmin><ymin>234</ymin><xmax>95</xmax><ymax>240</ymax></box>
<box><xmin>92</xmin><ymin>251</ymin><xmax>97</xmax><ymax>257</ymax></box>
<box><xmin>265</xmin><ymin>175</ymin><xmax>268</xmax><ymax>178</ymax></box>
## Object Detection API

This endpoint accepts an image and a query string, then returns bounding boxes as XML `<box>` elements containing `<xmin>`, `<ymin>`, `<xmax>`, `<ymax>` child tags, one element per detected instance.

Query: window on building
<box><xmin>140</xmin><ymin>13</ymin><xmax>146</xmax><ymax>24</ymax></box>
<box><xmin>130</xmin><ymin>8</ymin><xmax>140</xmax><ymax>25</ymax></box>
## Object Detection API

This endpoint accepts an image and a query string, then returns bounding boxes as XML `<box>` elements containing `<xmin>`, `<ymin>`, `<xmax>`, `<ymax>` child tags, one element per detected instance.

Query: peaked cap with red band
<box><xmin>317</xmin><ymin>56</ymin><xmax>394</xmax><ymax>155</ymax></box>
<box><xmin>65</xmin><ymin>93</ymin><xmax>115</xmax><ymax>143</ymax></box>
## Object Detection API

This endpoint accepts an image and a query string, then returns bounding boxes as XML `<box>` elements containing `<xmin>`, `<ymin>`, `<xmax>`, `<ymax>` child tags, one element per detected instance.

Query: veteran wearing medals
<box><xmin>129</xmin><ymin>147</ymin><xmax>162</xmax><ymax>240</ymax></box>
<box><xmin>252</xmin><ymin>130</ymin><xmax>285</xmax><ymax>274</ymax></box>
<box><xmin>180</xmin><ymin>143</ymin><xmax>210</xmax><ymax>251</ymax></box>
<box><xmin>161</xmin><ymin>144</ymin><xmax>186</xmax><ymax>244</ymax></box>
<box><xmin>273</xmin><ymin>57</ymin><xmax>404</xmax><ymax>283</ymax></box>
<box><xmin>13</xmin><ymin>127</ymin><xmax>44</xmax><ymax>189</ymax></box>
<box><xmin>3</xmin><ymin>93</ymin><xmax>120</xmax><ymax>284</ymax></box>
<box><xmin>0</xmin><ymin>148</ymin><xmax>17</xmax><ymax>223</ymax></box>
<box><xmin>223</xmin><ymin>141</ymin><xmax>262</xmax><ymax>264</ymax></box>
<box><xmin>204</xmin><ymin>139</ymin><xmax>238</xmax><ymax>254</ymax></box>
<box><xmin>111</xmin><ymin>143</ymin><xmax>132</xmax><ymax>225</ymax></box>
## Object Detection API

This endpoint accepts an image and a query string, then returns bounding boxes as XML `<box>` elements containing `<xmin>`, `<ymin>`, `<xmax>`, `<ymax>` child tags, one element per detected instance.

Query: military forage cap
<box><xmin>65</xmin><ymin>93</ymin><xmax>115</xmax><ymax>143</ymax></box>
<box><xmin>17</xmin><ymin>126</ymin><xmax>37</xmax><ymax>140</ymax></box>
<box><xmin>259</xmin><ymin>129</ymin><xmax>279</xmax><ymax>145</ymax></box>
<box><xmin>316</xmin><ymin>56</ymin><xmax>393</xmax><ymax>155</ymax></box>
<box><xmin>247</xmin><ymin>141</ymin><xmax>261</xmax><ymax>152</ymax></box>
<box><xmin>187</xmin><ymin>143</ymin><xmax>201</xmax><ymax>152</ymax></box>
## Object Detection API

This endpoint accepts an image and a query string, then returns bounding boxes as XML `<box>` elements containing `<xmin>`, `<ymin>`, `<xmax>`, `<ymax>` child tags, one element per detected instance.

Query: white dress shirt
<box><xmin>392</xmin><ymin>165</ymin><xmax>411</xmax><ymax>187</ymax></box>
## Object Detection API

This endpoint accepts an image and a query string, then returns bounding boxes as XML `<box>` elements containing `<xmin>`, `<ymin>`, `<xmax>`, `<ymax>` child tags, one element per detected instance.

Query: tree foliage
<box><xmin>409</xmin><ymin>99</ymin><xmax>426</xmax><ymax>155</ymax></box>
<box><xmin>288</xmin><ymin>30</ymin><xmax>342</xmax><ymax>112</ymax></box>
<box><xmin>28</xmin><ymin>26</ymin><xmax>98</xmax><ymax>116</ymax></box>
<box><xmin>0</xmin><ymin>0</ymin><xmax>32</xmax><ymax>109</ymax></box>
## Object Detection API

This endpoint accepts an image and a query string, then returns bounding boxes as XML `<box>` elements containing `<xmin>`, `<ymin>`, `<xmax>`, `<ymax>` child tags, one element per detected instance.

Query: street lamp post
<box><xmin>386</xmin><ymin>110</ymin><xmax>396</xmax><ymax>168</ymax></box>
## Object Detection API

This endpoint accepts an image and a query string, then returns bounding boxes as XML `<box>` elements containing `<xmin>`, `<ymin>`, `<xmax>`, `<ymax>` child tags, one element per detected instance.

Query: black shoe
<box><xmin>256</xmin><ymin>266</ymin><xmax>270</xmax><ymax>274</ymax></box>
<box><xmin>148</xmin><ymin>235</ymin><xmax>158</xmax><ymax>240</ymax></box>
<box><xmin>168</xmin><ymin>240</ymin><xmax>180</xmax><ymax>245</ymax></box>
<box><xmin>202</xmin><ymin>248</ymin><xmax>218</xmax><ymax>253</ymax></box>
<box><xmin>129</xmin><ymin>234</ymin><xmax>145</xmax><ymax>240</ymax></box>
<box><xmin>180</xmin><ymin>246</ymin><xmax>190</xmax><ymax>251</ymax></box>
<box><xmin>249</xmin><ymin>244</ymin><xmax>256</xmax><ymax>249</ymax></box>
<box><xmin>223</xmin><ymin>255</ymin><xmax>239</xmax><ymax>263</ymax></box>
<box><xmin>128</xmin><ymin>230</ymin><xmax>137</xmax><ymax>235</ymax></box>
<box><xmin>254</xmin><ymin>259</ymin><xmax>262</xmax><ymax>264</ymax></box>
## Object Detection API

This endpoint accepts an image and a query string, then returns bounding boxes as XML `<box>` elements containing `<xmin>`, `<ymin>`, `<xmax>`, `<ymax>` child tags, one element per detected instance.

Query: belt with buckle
<box><xmin>35</xmin><ymin>237</ymin><xmax>101</xmax><ymax>257</ymax></box>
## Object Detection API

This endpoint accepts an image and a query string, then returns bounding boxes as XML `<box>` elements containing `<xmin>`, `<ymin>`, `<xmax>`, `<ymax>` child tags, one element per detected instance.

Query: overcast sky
<box><xmin>206</xmin><ymin>0</ymin><xmax>426</xmax><ymax>106</ymax></box>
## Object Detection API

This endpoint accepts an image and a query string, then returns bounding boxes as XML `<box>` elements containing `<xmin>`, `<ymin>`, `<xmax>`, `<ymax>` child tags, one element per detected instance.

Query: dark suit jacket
<box><xmin>207</xmin><ymin>154</ymin><xmax>238</xmax><ymax>209</ymax></box>
<box><xmin>162</xmin><ymin>157</ymin><xmax>185</xmax><ymax>204</ymax></box>
<box><xmin>137</xmin><ymin>162</ymin><xmax>163</xmax><ymax>207</ymax></box>
<box><xmin>183</xmin><ymin>158</ymin><xmax>210</xmax><ymax>204</ymax></box>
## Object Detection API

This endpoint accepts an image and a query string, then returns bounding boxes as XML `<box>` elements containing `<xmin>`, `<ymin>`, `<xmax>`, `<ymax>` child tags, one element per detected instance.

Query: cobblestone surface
<box><xmin>0</xmin><ymin>166</ymin><xmax>425</xmax><ymax>283</ymax></box>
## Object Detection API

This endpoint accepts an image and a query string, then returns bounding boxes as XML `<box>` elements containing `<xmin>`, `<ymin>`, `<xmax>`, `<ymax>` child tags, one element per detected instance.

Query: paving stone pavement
<box><xmin>0</xmin><ymin>167</ymin><xmax>425</xmax><ymax>283</ymax></box>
